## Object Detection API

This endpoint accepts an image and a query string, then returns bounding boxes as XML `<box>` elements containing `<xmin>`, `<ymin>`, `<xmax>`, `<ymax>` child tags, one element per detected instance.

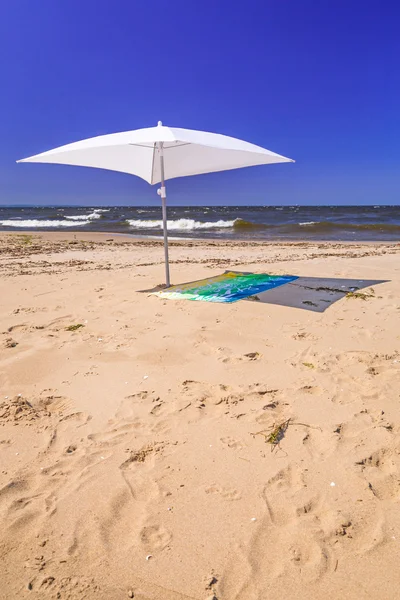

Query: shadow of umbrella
<box><xmin>249</xmin><ymin>276</ymin><xmax>389</xmax><ymax>312</ymax></box>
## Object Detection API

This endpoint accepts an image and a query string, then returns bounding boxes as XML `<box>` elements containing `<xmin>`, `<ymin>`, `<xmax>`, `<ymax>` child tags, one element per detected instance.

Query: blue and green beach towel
<box><xmin>153</xmin><ymin>271</ymin><xmax>298</xmax><ymax>303</ymax></box>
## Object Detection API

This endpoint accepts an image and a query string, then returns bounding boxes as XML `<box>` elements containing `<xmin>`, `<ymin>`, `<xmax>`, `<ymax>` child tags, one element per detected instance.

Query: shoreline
<box><xmin>1</xmin><ymin>229</ymin><xmax>399</xmax><ymax>247</ymax></box>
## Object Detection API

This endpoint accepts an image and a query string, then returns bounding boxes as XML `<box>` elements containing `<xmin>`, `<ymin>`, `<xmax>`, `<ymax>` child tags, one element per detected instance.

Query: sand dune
<box><xmin>0</xmin><ymin>232</ymin><xmax>400</xmax><ymax>599</ymax></box>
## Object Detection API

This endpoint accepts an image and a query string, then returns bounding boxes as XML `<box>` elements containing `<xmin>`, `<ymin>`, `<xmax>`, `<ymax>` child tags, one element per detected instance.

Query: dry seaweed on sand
<box><xmin>251</xmin><ymin>419</ymin><xmax>321</xmax><ymax>453</ymax></box>
<box><xmin>65</xmin><ymin>323</ymin><xmax>84</xmax><ymax>331</ymax></box>
<box><xmin>251</xmin><ymin>418</ymin><xmax>291</xmax><ymax>452</ymax></box>
<box><xmin>346</xmin><ymin>289</ymin><xmax>375</xmax><ymax>300</ymax></box>
<box><xmin>13</xmin><ymin>234</ymin><xmax>34</xmax><ymax>245</ymax></box>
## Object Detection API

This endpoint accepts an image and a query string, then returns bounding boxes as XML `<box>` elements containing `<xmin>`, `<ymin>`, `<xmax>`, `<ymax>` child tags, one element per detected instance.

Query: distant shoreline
<box><xmin>0</xmin><ymin>230</ymin><xmax>398</xmax><ymax>247</ymax></box>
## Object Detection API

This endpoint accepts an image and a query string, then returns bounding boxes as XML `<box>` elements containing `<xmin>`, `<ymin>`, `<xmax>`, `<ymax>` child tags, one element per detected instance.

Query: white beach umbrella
<box><xmin>18</xmin><ymin>122</ymin><xmax>294</xmax><ymax>286</ymax></box>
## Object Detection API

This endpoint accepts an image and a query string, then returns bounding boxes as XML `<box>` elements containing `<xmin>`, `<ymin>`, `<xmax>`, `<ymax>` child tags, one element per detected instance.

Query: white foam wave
<box><xmin>65</xmin><ymin>215</ymin><xmax>92</xmax><ymax>221</ymax></box>
<box><xmin>65</xmin><ymin>209</ymin><xmax>105</xmax><ymax>221</ymax></box>
<box><xmin>127</xmin><ymin>218</ymin><xmax>236</xmax><ymax>231</ymax></box>
<box><xmin>0</xmin><ymin>219</ymin><xmax>88</xmax><ymax>228</ymax></box>
<box><xmin>299</xmin><ymin>221</ymin><xmax>317</xmax><ymax>226</ymax></box>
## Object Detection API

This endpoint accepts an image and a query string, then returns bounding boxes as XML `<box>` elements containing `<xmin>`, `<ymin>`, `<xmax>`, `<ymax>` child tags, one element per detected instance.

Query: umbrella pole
<box><xmin>159</xmin><ymin>142</ymin><xmax>171</xmax><ymax>287</ymax></box>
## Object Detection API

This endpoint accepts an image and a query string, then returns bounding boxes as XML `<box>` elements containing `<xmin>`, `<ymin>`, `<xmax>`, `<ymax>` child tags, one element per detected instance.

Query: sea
<box><xmin>0</xmin><ymin>205</ymin><xmax>399</xmax><ymax>242</ymax></box>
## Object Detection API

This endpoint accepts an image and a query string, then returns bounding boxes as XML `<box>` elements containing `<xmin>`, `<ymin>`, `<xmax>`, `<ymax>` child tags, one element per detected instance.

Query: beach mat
<box><xmin>153</xmin><ymin>271</ymin><xmax>298</xmax><ymax>303</ymax></box>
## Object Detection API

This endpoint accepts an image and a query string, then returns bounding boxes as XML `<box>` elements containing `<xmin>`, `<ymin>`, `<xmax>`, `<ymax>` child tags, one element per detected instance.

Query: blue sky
<box><xmin>1</xmin><ymin>0</ymin><xmax>399</xmax><ymax>206</ymax></box>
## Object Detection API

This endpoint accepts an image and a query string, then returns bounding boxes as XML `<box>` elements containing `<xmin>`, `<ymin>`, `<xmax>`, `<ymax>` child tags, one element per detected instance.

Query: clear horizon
<box><xmin>1</xmin><ymin>203</ymin><xmax>399</xmax><ymax>207</ymax></box>
<box><xmin>1</xmin><ymin>2</ymin><xmax>399</xmax><ymax>206</ymax></box>
<box><xmin>1</xmin><ymin>203</ymin><xmax>398</xmax><ymax>208</ymax></box>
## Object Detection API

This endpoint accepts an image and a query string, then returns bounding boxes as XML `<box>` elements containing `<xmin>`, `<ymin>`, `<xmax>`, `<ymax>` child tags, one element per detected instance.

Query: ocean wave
<box><xmin>233</xmin><ymin>219</ymin><xmax>267</xmax><ymax>229</ymax></box>
<box><xmin>65</xmin><ymin>209</ymin><xmax>105</xmax><ymax>221</ymax></box>
<box><xmin>65</xmin><ymin>215</ymin><xmax>93</xmax><ymax>221</ymax></box>
<box><xmin>126</xmin><ymin>217</ymin><xmax>400</xmax><ymax>235</ymax></box>
<box><xmin>296</xmin><ymin>221</ymin><xmax>400</xmax><ymax>232</ymax></box>
<box><xmin>127</xmin><ymin>218</ymin><xmax>237</xmax><ymax>230</ymax></box>
<box><xmin>0</xmin><ymin>219</ymin><xmax>88</xmax><ymax>228</ymax></box>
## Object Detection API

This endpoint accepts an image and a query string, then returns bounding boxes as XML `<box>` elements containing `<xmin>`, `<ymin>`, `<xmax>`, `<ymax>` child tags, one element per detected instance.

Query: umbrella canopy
<box><xmin>18</xmin><ymin>122</ymin><xmax>294</xmax><ymax>286</ymax></box>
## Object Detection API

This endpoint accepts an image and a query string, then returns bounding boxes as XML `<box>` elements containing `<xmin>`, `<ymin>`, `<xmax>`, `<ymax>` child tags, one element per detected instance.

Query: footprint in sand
<box><xmin>0</xmin><ymin>394</ymin><xmax>70</xmax><ymax>427</ymax></box>
<box><xmin>355</xmin><ymin>446</ymin><xmax>400</xmax><ymax>501</ymax></box>
<box><xmin>353</xmin><ymin>514</ymin><xmax>387</xmax><ymax>555</ymax></box>
<box><xmin>338</xmin><ymin>410</ymin><xmax>379</xmax><ymax>438</ymax></box>
<box><xmin>220</xmin><ymin>436</ymin><xmax>246</xmax><ymax>450</ymax></box>
<box><xmin>219</xmin><ymin>465</ymin><xmax>335</xmax><ymax>598</ymax></box>
<box><xmin>151</xmin><ymin>419</ymin><xmax>171</xmax><ymax>434</ymax></box>
<box><xmin>259</xmin><ymin>469</ymin><xmax>333</xmax><ymax>577</ymax></box>
<box><xmin>4</xmin><ymin>337</ymin><xmax>18</xmax><ymax>348</ymax></box>
<box><xmin>219</xmin><ymin>350</ymin><xmax>262</xmax><ymax>363</ymax></box>
<box><xmin>181</xmin><ymin>380</ymin><xmax>232</xmax><ymax>408</ymax></box>
<box><xmin>140</xmin><ymin>524</ymin><xmax>172</xmax><ymax>552</ymax></box>
<box><xmin>292</xmin><ymin>331</ymin><xmax>318</xmax><ymax>342</ymax></box>
<box><xmin>302</xmin><ymin>427</ymin><xmax>338</xmax><ymax>460</ymax></box>
<box><xmin>38</xmin><ymin>575</ymin><xmax>100</xmax><ymax>596</ymax></box>
<box><xmin>205</xmin><ymin>484</ymin><xmax>242</xmax><ymax>501</ymax></box>
<box><xmin>299</xmin><ymin>385</ymin><xmax>322</xmax><ymax>395</ymax></box>
<box><xmin>112</xmin><ymin>391</ymin><xmax>160</xmax><ymax>422</ymax></box>
<box><xmin>88</xmin><ymin>426</ymin><xmax>135</xmax><ymax>448</ymax></box>
<box><xmin>0</xmin><ymin>415</ymin><xmax>96</xmax><ymax>535</ymax></box>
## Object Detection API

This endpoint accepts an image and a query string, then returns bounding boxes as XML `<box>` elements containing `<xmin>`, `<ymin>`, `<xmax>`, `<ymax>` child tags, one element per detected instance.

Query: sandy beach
<box><xmin>1</xmin><ymin>231</ymin><xmax>400</xmax><ymax>600</ymax></box>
